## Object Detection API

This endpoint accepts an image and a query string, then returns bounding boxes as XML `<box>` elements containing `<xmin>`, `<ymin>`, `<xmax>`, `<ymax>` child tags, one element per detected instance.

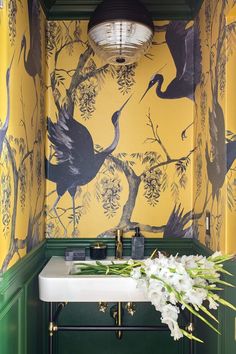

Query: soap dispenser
<box><xmin>131</xmin><ymin>227</ymin><xmax>144</xmax><ymax>259</ymax></box>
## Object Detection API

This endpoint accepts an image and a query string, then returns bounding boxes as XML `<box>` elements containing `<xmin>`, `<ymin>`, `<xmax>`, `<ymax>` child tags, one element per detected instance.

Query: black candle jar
<box><xmin>90</xmin><ymin>242</ymin><xmax>107</xmax><ymax>260</ymax></box>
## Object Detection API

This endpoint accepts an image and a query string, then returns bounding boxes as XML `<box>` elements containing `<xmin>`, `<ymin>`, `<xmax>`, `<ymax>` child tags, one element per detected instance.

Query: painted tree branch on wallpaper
<box><xmin>0</xmin><ymin>0</ymin><xmax>45</xmax><ymax>272</ymax></box>
<box><xmin>45</xmin><ymin>12</ymin><xmax>236</xmax><ymax>240</ymax></box>
<box><xmin>45</xmin><ymin>20</ymin><xmax>204</xmax><ymax>238</ymax></box>
<box><xmin>96</xmin><ymin>111</ymin><xmax>196</xmax><ymax>237</ymax></box>
<box><xmin>194</xmin><ymin>0</ymin><xmax>236</xmax><ymax>250</ymax></box>
<box><xmin>0</xmin><ymin>88</ymin><xmax>44</xmax><ymax>272</ymax></box>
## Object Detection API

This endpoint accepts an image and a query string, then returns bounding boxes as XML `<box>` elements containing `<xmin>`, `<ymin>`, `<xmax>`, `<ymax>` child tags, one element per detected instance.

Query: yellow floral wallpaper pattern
<box><xmin>0</xmin><ymin>0</ymin><xmax>46</xmax><ymax>272</ymax></box>
<box><xmin>45</xmin><ymin>20</ymin><xmax>195</xmax><ymax>239</ymax></box>
<box><xmin>193</xmin><ymin>0</ymin><xmax>236</xmax><ymax>253</ymax></box>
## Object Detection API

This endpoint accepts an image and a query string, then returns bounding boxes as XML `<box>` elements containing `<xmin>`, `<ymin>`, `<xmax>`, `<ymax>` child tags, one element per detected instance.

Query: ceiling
<box><xmin>40</xmin><ymin>0</ymin><xmax>204</xmax><ymax>20</ymax></box>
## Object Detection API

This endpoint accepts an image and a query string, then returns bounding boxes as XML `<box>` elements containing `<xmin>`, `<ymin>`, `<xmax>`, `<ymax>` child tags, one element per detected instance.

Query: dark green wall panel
<box><xmin>40</xmin><ymin>0</ymin><xmax>204</xmax><ymax>20</ymax></box>
<box><xmin>25</xmin><ymin>273</ymin><xmax>46</xmax><ymax>354</ymax></box>
<box><xmin>55</xmin><ymin>303</ymin><xmax>185</xmax><ymax>354</ymax></box>
<box><xmin>0</xmin><ymin>242</ymin><xmax>46</xmax><ymax>354</ymax></box>
<box><xmin>0</xmin><ymin>289</ymin><xmax>24</xmax><ymax>354</ymax></box>
<box><xmin>221</xmin><ymin>260</ymin><xmax>236</xmax><ymax>354</ymax></box>
<box><xmin>0</xmin><ymin>239</ymin><xmax>235</xmax><ymax>354</ymax></box>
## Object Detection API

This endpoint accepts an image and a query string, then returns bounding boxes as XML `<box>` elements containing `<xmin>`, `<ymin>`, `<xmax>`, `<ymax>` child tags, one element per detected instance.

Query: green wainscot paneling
<box><xmin>0</xmin><ymin>238</ymin><xmax>235</xmax><ymax>354</ymax></box>
<box><xmin>0</xmin><ymin>288</ymin><xmax>25</xmax><ymax>354</ymax></box>
<box><xmin>220</xmin><ymin>260</ymin><xmax>236</xmax><ymax>354</ymax></box>
<box><xmin>54</xmin><ymin>303</ymin><xmax>185</xmax><ymax>354</ymax></box>
<box><xmin>0</xmin><ymin>242</ymin><xmax>46</xmax><ymax>354</ymax></box>
<box><xmin>45</xmin><ymin>237</ymin><xmax>197</xmax><ymax>259</ymax></box>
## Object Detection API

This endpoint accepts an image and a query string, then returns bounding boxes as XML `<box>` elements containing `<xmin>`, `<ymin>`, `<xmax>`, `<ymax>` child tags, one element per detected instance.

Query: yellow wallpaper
<box><xmin>194</xmin><ymin>0</ymin><xmax>236</xmax><ymax>252</ymax></box>
<box><xmin>0</xmin><ymin>0</ymin><xmax>46</xmax><ymax>272</ymax></box>
<box><xmin>226</xmin><ymin>6</ymin><xmax>236</xmax><ymax>253</ymax></box>
<box><xmin>45</xmin><ymin>21</ymin><xmax>195</xmax><ymax>239</ymax></box>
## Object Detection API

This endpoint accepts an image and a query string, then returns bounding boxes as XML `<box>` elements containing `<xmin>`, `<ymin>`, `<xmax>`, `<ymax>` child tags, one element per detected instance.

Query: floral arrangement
<box><xmin>72</xmin><ymin>251</ymin><xmax>236</xmax><ymax>342</ymax></box>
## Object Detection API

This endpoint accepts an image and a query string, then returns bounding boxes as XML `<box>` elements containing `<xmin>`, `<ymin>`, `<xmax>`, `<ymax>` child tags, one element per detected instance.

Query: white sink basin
<box><xmin>39</xmin><ymin>256</ymin><xmax>148</xmax><ymax>302</ymax></box>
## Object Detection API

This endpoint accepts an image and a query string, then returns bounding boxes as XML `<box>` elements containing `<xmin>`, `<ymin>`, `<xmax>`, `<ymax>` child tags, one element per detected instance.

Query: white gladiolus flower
<box><xmin>208</xmin><ymin>296</ymin><xmax>219</xmax><ymax>310</ymax></box>
<box><xmin>211</xmin><ymin>251</ymin><xmax>222</xmax><ymax>259</ymax></box>
<box><xmin>147</xmin><ymin>280</ymin><xmax>167</xmax><ymax>311</ymax></box>
<box><xmin>72</xmin><ymin>250</ymin><xmax>234</xmax><ymax>343</ymax></box>
<box><xmin>131</xmin><ymin>267</ymin><xmax>141</xmax><ymax>280</ymax></box>
<box><xmin>161</xmin><ymin>304</ymin><xmax>183</xmax><ymax>340</ymax></box>
<box><xmin>183</xmin><ymin>288</ymin><xmax>208</xmax><ymax>307</ymax></box>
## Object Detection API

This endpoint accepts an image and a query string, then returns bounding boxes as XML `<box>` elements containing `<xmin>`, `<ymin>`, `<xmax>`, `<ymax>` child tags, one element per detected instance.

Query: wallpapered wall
<box><xmin>45</xmin><ymin>20</ymin><xmax>195</xmax><ymax>239</ymax></box>
<box><xmin>45</xmin><ymin>4</ymin><xmax>236</xmax><ymax>248</ymax></box>
<box><xmin>226</xmin><ymin>5</ymin><xmax>236</xmax><ymax>253</ymax></box>
<box><xmin>0</xmin><ymin>0</ymin><xmax>46</xmax><ymax>273</ymax></box>
<box><xmin>193</xmin><ymin>0</ymin><xmax>236</xmax><ymax>253</ymax></box>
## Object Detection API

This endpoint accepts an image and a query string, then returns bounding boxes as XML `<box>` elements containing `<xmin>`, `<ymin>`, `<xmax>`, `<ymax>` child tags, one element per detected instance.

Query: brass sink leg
<box><xmin>49</xmin><ymin>302</ymin><xmax>66</xmax><ymax>354</ymax></box>
<box><xmin>49</xmin><ymin>321</ymin><xmax>58</xmax><ymax>336</ymax></box>
<box><xmin>117</xmin><ymin>302</ymin><xmax>122</xmax><ymax>339</ymax></box>
<box><xmin>110</xmin><ymin>302</ymin><xmax>123</xmax><ymax>340</ymax></box>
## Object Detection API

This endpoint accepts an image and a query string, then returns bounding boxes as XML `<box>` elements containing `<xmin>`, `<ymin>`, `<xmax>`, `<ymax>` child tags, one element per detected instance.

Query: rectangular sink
<box><xmin>39</xmin><ymin>256</ymin><xmax>148</xmax><ymax>302</ymax></box>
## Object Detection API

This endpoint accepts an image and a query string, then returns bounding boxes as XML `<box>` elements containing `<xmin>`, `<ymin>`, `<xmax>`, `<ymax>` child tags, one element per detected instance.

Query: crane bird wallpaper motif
<box><xmin>45</xmin><ymin>1</ymin><xmax>236</xmax><ymax>250</ymax></box>
<box><xmin>19</xmin><ymin>0</ymin><xmax>42</xmax><ymax>125</ymax></box>
<box><xmin>45</xmin><ymin>20</ymin><xmax>197</xmax><ymax>239</ymax></box>
<box><xmin>194</xmin><ymin>0</ymin><xmax>236</xmax><ymax>251</ymax></box>
<box><xmin>46</xmin><ymin>98</ymin><xmax>131</xmax><ymax>235</ymax></box>
<box><xmin>0</xmin><ymin>54</ymin><xmax>14</xmax><ymax>157</ymax></box>
<box><xmin>140</xmin><ymin>21</ymin><xmax>202</xmax><ymax>102</ymax></box>
<box><xmin>0</xmin><ymin>0</ymin><xmax>46</xmax><ymax>272</ymax></box>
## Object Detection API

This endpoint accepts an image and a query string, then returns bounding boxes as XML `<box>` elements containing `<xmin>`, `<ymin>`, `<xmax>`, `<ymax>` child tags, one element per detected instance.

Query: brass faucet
<box><xmin>115</xmin><ymin>229</ymin><xmax>123</xmax><ymax>259</ymax></box>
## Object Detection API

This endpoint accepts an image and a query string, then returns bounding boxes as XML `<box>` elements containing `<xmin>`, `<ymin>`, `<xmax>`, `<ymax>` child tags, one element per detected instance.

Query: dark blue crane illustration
<box><xmin>206</xmin><ymin>99</ymin><xmax>236</xmax><ymax>201</ymax></box>
<box><xmin>226</xmin><ymin>139</ymin><xmax>236</xmax><ymax>172</ymax></box>
<box><xmin>163</xmin><ymin>204</ymin><xmax>193</xmax><ymax>238</ymax></box>
<box><xmin>140</xmin><ymin>21</ymin><xmax>201</xmax><ymax>102</ymax></box>
<box><xmin>46</xmin><ymin>97</ymin><xmax>131</xmax><ymax>234</ymax></box>
<box><xmin>18</xmin><ymin>0</ymin><xmax>41</xmax><ymax>124</ymax></box>
<box><xmin>0</xmin><ymin>54</ymin><xmax>14</xmax><ymax>157</ymax></box>
<box><xmin>205</xmin><ymin>97</ymin><xmax>227</xmax><ymax>208</ymax></box>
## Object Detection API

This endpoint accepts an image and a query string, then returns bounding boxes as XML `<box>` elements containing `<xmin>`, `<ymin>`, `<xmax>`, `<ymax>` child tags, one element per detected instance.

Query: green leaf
<box><xmin>215</xmin><ymin>280</ymin><xmax>235</xmax><ymax>288</ymax></box>
<box><xmin>217</xmin><ymin>297</ymin><xmax>236</xmax><ymax>311</ymax></box>
<box><xmin>182</xmin><ymin>302</ymin><xmax>221</xmax><ymax>335</ymax></box>
<box><xmin>181</xmin><ymin>329</ymin><xmax>204</xmax><ymax>343</ymax></box>
<box><xmin>199</xmin><ymin>305</ymin><xmax>219</xmax><ymax>323</ymax></box>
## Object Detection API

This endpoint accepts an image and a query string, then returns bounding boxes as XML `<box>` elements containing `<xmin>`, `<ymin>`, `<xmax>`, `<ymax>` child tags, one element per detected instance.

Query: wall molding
<box><xmin>45</xmin><ymin>237</ymin><xmax>207</xmax><ymax>258</ymax></box>
<box><xmin>0</xmin><ymin>241</ymin><xmax>46</xmax><ymax>300</ymax></box>
<box><xmin>0</xmin><ymin>242</ymin><xmax>47</xmax><ymax>354</ymax></box>
<box><xmin>0</xmin><ymin>237</ymin><xmax>234</xmax><ymax>354</ymax></box>
<box><xmin>40</xmin><ymin>0</ymin><xmax>204</xmax><ymax>20</ymax></box>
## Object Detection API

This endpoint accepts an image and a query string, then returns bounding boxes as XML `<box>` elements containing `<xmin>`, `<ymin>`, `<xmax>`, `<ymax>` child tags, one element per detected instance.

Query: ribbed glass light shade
<box><xmin>88</xmin><ymin>0</ymin><xmax>154</xmax><ymax>66</ymax></box>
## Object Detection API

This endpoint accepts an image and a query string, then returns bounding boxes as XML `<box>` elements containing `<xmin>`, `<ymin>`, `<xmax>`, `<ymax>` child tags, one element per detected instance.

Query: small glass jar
<box><xmin>90</xmin><ymin>242</ymin><xmax>107</xmax><ymax>260</ymax></box>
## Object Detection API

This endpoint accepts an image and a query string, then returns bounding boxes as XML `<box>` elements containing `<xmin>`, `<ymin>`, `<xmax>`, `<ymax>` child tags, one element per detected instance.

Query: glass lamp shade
<box><xmin>88</xmin><ymin>0</ymin><xmax>154</xmax><ymax>66</ymax></box>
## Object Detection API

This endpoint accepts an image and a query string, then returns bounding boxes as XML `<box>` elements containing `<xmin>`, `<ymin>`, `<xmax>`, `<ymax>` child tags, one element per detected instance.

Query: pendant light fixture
<box><xmin>87</xmin><ymin>0</ymin><xmax>154</xmax><ymax>66</ymax></box>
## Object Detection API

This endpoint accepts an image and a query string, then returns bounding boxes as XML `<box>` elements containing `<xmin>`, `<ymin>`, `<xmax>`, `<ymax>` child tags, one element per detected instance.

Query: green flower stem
<box><xmin>199</xmin><ymin>305</ymin><xmax>219</xmax><ymax>323</ymax></box>
<box><xmin>181</xmin><ymin>329</ymin><xmax>203</xmax><ymax>343</ymax></box>
<box><xmin>181</xmin><ymin>301</ymin><xmax>221</xmax><ymax>335</ymax></box>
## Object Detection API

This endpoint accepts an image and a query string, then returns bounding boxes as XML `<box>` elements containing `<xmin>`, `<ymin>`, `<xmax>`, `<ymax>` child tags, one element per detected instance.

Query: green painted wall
<box><xmin>55</xmin><ymin>303</ymin><xmax>184</xmax><ymax>354</ymax></box>
<box><xmin>0</xmin><ymin>243</ymin><xmax>46</xmax><ymax>354</ymax></box>
<box><xmin>0</xmin><ymin>238</ymin><xmax>235</xmax><ymax>354</ymax></box>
